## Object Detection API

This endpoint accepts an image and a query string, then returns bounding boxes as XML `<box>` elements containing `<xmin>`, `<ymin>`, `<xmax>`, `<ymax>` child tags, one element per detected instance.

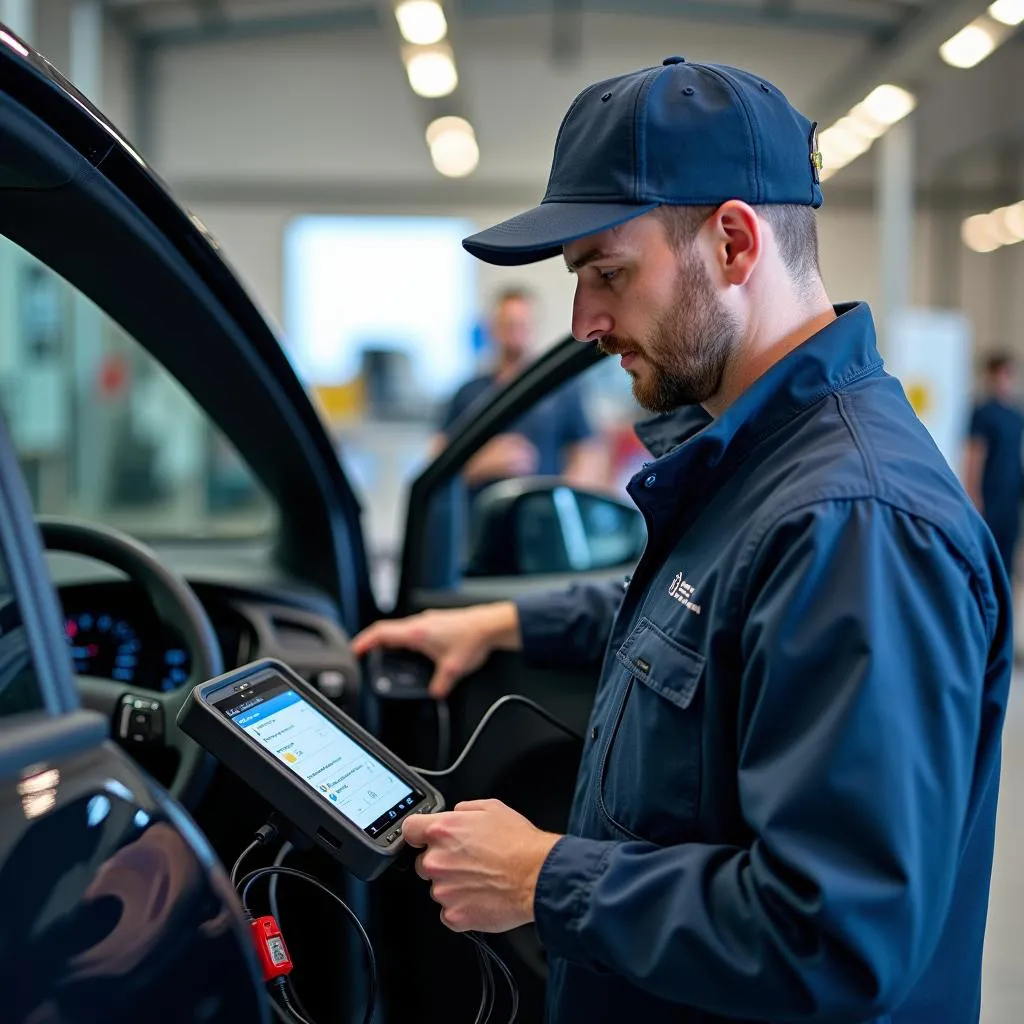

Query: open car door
<box><xmin>371</xmin><ymin>338</ymin><xmax>648</xmax><ymax>1022</ymax></box>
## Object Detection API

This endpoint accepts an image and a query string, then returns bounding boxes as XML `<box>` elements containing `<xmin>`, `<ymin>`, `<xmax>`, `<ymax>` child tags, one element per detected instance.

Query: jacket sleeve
<box><xmin>533</xmin><ymin>499</ymin><xmax>997</xmax><ymax>1021</ymax></box>
<box><xmin>515</xmin><ymin>579</ymin><xmax>625</xmax><ymax>668</ymax></box>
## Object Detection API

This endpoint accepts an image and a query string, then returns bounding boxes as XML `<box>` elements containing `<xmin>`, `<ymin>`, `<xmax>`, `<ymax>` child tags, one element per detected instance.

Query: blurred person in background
<box><xmin>433</xmin><ymin>287</ymin><xmax>608</xmax><ymax>502</ymax></box>
<box><xmin>965</xmin><ymin>352</ymin><xmax>1024</xmax><ymax>578</ymax></box>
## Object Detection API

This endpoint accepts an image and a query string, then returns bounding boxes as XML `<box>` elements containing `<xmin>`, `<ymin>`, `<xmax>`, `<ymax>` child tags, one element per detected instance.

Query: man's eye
<box><xmin>599</xmin><ymin>269</ymin><xmax>619</xmax><ymax>283</ymax></box>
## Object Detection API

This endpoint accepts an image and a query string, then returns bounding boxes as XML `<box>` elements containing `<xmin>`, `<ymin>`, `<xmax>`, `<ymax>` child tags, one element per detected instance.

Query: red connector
<box><xmin>249</xmin><ymin>915</ymin><xmax>293</xmax><ymax>982</ymax></box>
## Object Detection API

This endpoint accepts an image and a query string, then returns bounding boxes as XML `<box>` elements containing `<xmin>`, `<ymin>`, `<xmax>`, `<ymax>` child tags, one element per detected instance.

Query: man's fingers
<box><xmin>349</xmin><ymin>621</ymin><xmax>389</xmax><ymax>656</ymax></box>
<box><xmin>428</xmin><ymin>660</ymin><xmax>460</xmax><ymax>698</ymax></box>
<box><xmin>402</xmin><ymin>813</ymin><xmax>430</xmax><ymax>848</ymax></box>
<box><xmin>351</xmin><ymin>619</ymin><xmax>418</xmax><ymax>657</ymax></box>
<box><xmin>453</xmin><ymin>799</ymin><xmax>499</xmax><ymax>812</ymax></box>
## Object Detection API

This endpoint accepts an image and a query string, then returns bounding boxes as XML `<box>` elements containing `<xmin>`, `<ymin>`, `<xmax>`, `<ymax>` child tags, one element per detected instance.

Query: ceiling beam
<box><xmin>134</xmin><ymin>4</ymin><xmax>380</xmax><ymax>48</ymax></box>
<box><xmin>463</xmin><ymin>0</ymin><xmax>897</xmax><ymax>35</ymax></box>
<box><xmin>810</xmin><ymin>0</ymin><xmax>995</xmax><ymax>126</ymax></box>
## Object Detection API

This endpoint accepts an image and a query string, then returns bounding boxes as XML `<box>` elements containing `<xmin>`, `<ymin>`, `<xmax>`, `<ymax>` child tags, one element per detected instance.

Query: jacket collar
<box><xmin>629</xmin><ymin>302</ymin><xmax>882</xmax><ymax>493</ymax></box>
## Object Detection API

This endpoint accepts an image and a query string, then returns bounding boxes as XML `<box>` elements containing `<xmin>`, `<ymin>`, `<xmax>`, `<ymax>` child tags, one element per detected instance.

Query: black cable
<box><xmin>466</xmin><ymin>934</ymin><xmax>518</xmax><ymax>1024</ymax></box>
<box><xmin>237</xmin><ymin>866</ymin><xmax>378</xmax><ymax>1024</ymax></box>
<box><xmin>265</xmin><ymin>841</ymin><xmax>315</xmax><ymax>1024</ymax></box>
<box><xmin>268</xmin><ymin>997</ymin><xmax>294</xmax><ymax>1024</ymax></box>
<box><xmin>231</xmin><ymin>819</ymin><xmax>281</xmax><ymax>888</ymax></box>
<box><xmin>471</xmin><ymin>937</ymin><xmax>495</xmax><ymax>1024</ymax></box>
<box><xmin>470</xmin><ymin>934</ymin><xmax>519</xmax><ymax>1024</ymax></box>
<box><xmin>413</xmin><ymin>694</ymin><xmax>583</xmax><ymax>778</ymax></box>
<box><xmin>231</xmin><ymin>838</ymin><xmax>262</xmax><ymax>889</ymax></box>
<box><xmin>273</xmin><ymin>978</ymin><xmax>314</xmax><ymax>1024</ymax></box>
<box><xmin>267</xmin><ymin>841</ymin><xmax>294</xmax><ymax>939</ymax></box>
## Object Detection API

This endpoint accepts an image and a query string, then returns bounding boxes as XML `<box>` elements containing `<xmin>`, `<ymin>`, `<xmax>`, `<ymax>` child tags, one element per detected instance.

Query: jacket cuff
<box><xmin>533</xmin><ymin>834</ymin><xmax>615</xmax><ymax>968</ymax></box>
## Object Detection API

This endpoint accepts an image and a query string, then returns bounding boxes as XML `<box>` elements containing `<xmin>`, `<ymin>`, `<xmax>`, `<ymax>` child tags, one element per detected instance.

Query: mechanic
<box><xmin>353</xmin><ymin>58</ymin><xmax>1012</xmax><ymax>1023</ymax></box>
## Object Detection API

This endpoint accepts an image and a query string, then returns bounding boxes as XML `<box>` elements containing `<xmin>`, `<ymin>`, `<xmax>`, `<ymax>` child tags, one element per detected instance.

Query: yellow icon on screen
<box><xmin>282</xmin><ymin>752</ymin><xmax>298</xmax><ymax>764</ymax></box>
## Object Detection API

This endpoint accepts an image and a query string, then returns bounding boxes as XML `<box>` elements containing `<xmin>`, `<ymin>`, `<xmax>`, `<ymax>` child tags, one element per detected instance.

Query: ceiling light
<box><xmin>1002</xmin><ymin>201</ymin><xmax>1024</xmax><ymax>240</ymax></box>
<box><xmin>395</xmin><ymin>1</ymin><xmax>448</xmax><ymax>46</ymax></box>
<box><xmin>819</xmin><ymin>124</ymin><xmax>870</xmax><ymax>162</ymax></box>
<box><xmin>961</xmin><ymin>214</ymin><xmax>1002</xmax><ymax>253</ymax></box>
<box><xmin>940</xmin><ymin>22</ymin><xmax>996</xmax><ymax>68</ymax></box>
<box><xmin>834</xmin><ymin>116</ymin><xmax>877</xmax><ymax>150</ymax></box>
<box><xmin>846</xmin><ymin>103</ymin><xmax>888</xmax><ymax>140</ymax></box>
<box><xmin>988</xmin><ymin>0</ymin><xmax>1024</xmax><ymax>26</ymax></box>
<box><xmin>988</xmin><ymin>205</ymin><xmax>1024</xmax><ymax>245</ymax></box>
<box><xmin>404</xmin><ymin>46</ymin><xmax>458</xmax><ymax>98</ymax></box>
<box><xmin>426</xmin><ymin>115</ymin><xmax>479</xmax><ymax>177</ymax></box>
<box><xmin>860</xmin><ymin>84</ymin><xmax>917</xmax><ymax>126</ymax></box>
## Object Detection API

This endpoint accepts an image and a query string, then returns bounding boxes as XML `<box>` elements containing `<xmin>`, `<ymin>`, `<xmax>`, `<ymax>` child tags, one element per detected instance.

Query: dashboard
<box><xmin>55</xmin><ymin>575</ymin><xmax>362</xmax><ymax>708</ymax></box>
<box><xmin>61</xmin><ymin>582</ymin><xmax>192</xmax><ymax>692</ymax></box>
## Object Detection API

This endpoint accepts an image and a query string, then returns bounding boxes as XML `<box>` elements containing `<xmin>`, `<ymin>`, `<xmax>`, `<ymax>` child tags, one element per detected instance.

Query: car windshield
<box><xmin>0</xmin><ymin>236</ymin><xmax>276</xmax><ymax>540</ymax></box>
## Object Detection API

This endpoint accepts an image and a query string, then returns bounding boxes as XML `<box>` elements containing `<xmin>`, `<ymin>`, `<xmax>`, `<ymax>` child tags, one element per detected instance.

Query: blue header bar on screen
<box><xmin>232</xmin><ymin>689</ymin><xmax>301</xmax><ymax>728</ymax></box>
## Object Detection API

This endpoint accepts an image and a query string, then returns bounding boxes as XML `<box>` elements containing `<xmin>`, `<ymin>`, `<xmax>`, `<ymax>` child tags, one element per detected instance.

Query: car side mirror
<box><xmin>465</xmin><ymin>479</ymin><xmax>647</xmax><ymax>577</ymax></box>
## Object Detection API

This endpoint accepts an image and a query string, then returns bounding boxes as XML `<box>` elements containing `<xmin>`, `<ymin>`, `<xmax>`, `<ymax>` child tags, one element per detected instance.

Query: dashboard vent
<box><xmin>271</xmin><ymin>617</ymin><xmax>328</xmax><ymax>651</ymax></box>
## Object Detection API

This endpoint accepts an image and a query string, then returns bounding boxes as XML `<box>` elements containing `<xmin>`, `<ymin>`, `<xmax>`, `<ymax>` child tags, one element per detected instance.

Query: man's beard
<box><xmin>599</xmin><ymin>249</ymin><xmax>742</xmax><ymax>413</ymax></box>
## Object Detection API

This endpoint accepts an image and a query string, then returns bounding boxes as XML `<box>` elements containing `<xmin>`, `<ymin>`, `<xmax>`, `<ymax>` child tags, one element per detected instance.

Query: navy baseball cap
<box><xmin>463</xmin><ymin>56</ymin><xmax>823</xmax><ymax>266</ymax></box>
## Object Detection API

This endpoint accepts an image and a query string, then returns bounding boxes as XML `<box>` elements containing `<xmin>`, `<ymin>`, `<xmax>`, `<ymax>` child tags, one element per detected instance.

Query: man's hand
<box><xmin>351</xmin><ymin>604</ymin><xmax>521</xmax><ymax>698</ymax></box>
<box><xmin>403</xmin><ymin>800</ymin><xmax>562</xmax><ymax>934</ymax></box>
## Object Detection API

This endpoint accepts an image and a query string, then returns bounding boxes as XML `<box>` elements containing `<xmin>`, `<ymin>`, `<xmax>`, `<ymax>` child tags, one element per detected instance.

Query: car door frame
<box><xmin>395</xmin><ymin>334</ymin><xmax>634</xmax><ymax>613</ymax></box>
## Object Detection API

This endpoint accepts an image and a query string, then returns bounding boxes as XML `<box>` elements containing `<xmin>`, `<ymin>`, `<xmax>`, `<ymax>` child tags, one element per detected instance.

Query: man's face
<box><xmin>491</xmin><ymin>297</ymin><xmax>534</xmax><ymax>363</ymax></box>
<box><xmin>565</xmin><ymin>213</ymin><xmax>742</xmax><ymax>413</ymax></box>
<box><xmin>994</xmin><ymin>364</ymin><xmax>1018</xmax><ymax>400</ymax></box>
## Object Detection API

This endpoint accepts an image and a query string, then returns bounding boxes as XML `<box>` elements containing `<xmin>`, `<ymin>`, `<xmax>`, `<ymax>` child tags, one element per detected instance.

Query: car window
<box><xmin>0</xmin><ymin>236</ymin><xmax>275</xmax><ymax>540</ymax></box>
<box><xmin>0</xmin><ymin>536</ymin><xmax>43</xmax><ymax>718</ymax></box>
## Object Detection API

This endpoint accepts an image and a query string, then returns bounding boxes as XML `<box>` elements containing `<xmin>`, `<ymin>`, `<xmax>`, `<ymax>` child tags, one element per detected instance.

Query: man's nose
<box><xmin>571</xmin><ymin>284</ymin><xmax>614</xmax><ymax>343</ymax></box>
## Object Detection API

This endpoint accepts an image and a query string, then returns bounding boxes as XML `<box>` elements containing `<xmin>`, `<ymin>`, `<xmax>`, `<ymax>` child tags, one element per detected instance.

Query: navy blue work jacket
<box><xmin>516</xmin><ymin>303</ymin><xmax>1012</xmax><ymax>1024</ymax></box>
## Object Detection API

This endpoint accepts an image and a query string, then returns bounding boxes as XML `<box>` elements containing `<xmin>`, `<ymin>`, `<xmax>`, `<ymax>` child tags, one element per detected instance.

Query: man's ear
<box><xmin>707</xmin><ymin>200</ymin><xmax>761</xmax><ymax>286</ymax></box>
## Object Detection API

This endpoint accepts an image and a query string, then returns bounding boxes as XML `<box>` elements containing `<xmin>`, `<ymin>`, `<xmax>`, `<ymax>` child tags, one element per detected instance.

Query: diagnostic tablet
<box><xmin>178</xmin><ymin>658</ymin><xmax>444</xmax><ymax>880</ymax></box>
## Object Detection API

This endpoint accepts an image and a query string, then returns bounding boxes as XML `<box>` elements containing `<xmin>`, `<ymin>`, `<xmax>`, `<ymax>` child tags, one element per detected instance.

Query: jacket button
<box><xmin>591</xmin><ymin>726</ymin><xmax>599</xmax><ymax>741</ymax></box>
<box><xmin>644</xmin><ymin>473</ymin><xmax>657</xmax><ymax>488</ymax></box>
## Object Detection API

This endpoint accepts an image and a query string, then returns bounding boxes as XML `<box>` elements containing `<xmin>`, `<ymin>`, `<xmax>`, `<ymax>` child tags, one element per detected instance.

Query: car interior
<box><xmin>0</xmin><ymin>34</ymin><xmax>646</xmax><ymax>1024</ymax></box>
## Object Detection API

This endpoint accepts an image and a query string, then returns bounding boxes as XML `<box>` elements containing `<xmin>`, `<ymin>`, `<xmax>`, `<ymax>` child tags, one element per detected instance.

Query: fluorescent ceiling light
<box><xmin>1000</xmin><ymin>201</ymin><xmax>1024</xmax><ymax>240</ymax></box>
<box><xmin>989</xmin><ymin>204</ymin><xmax>1024</xmax><ymax>245</ymax></box>
<box><xmin>846</xmin><ymin>103</ymin><xmax>888</xmax><ymax>140</ymax></box>
<box><xmin>860</xmin><ymin>84</ymin><xmax>916</xmax><ymax>126</ymax></box>
<box><xmin>961</xmin><ymin>214</ymin><xmax>1001</xmax><ymax>253</ymax></box>
<box><xmin>940</xmin><ymin>22</ymin><xmax>996</xmax><ymax>68</ymax></box>
<box><xmin>395</xmin><ymin>1</ymin><xmax>448</xmax><ymax>46</ymax></box>
<box><xmin>426</xmin><ymin>116</ymin><xmax>479</xmax><ymax>177</ymax></box>
<box><xmin>405</xmin><ymin>46</ymin><xmax>458</xmax><ymax>98</ymax></box>
<box><xmin>989</xmin><ymin>0</ymin><xmax>1024</xmax><ymax>26</ymax></box>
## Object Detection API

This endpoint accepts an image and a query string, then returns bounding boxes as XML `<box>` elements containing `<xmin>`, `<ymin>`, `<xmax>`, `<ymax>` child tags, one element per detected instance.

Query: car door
<box><xmin>0</xmin><ymin>394</ymin><xmax>267</xmax><ymax>1022</ymax></box>
<box><xmin>372</xmin><ymin>337</ymin><xmax>649</xmax><ymax>1022</ymax></box>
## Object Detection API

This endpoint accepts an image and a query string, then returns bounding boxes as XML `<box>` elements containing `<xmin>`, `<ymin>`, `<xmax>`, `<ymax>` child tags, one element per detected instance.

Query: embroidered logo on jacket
<box><xmin>668</xmin><ymin>572</ymin><xmax>702</xmax><ymax>615</ymax></box>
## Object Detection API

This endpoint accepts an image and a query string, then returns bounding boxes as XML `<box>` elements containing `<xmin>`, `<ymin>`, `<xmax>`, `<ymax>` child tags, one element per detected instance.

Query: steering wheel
<box><xmin>37</xmin><ymin>516</ymin><xmax>224</xmax><ymax>809</ymax></box>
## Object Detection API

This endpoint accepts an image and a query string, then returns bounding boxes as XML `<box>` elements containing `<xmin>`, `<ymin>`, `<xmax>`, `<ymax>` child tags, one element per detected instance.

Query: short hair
<box><xmin>652</xmin><ymin>203</ymin><xmax>820</xmax><ymax>287</ymax></box>
<box><xmin>986</xmin><ymin>352</ymin><xmax>1015</xmax><ymax>376</ymax></box>
<box><xmin>493</xmin><ymin>286</ymin><xmax>535</xmax><ymax>309</ymax></box>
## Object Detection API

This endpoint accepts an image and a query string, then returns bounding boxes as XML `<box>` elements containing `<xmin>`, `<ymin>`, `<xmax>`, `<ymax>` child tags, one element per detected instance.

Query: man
<box><xmin>964</xmin><ymin>352</ymin><xmax>1024</xmax><ymax>576</ymax></box>
<box><xmin>434</xmin><ymin>287</ymin><xmax>607</xmax><ymax>499</ymax></box>
<box><xmin>354</xmin><ymin>58</ymin><xmax>1011</xmax><ymax>1023</ymax></box>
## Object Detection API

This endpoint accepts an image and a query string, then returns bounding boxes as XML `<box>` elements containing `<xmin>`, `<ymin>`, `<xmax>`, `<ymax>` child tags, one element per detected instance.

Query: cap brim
<box><xmin>462</xmin><ymin>201</ymin><xmax>659</xmax><ymax>266</ymax></box>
